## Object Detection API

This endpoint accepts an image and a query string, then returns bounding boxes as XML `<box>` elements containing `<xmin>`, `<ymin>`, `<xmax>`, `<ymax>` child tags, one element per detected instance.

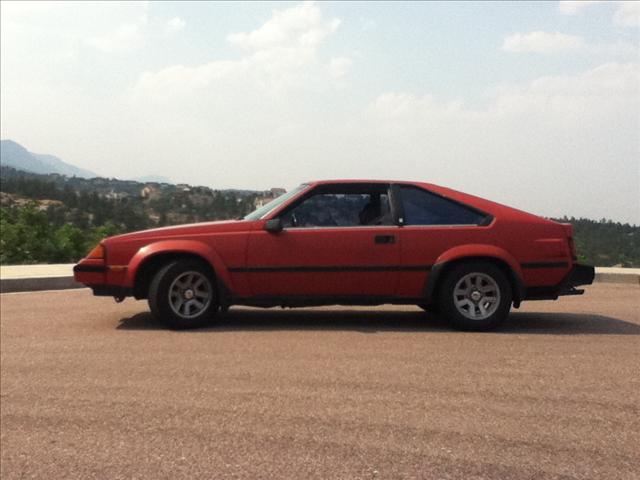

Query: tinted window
<box><xmin>281</xmin><ymin>192</ymin><xmax>392</xmax><ymax>228</ymax></box>
<box><xmin>399</xmin><ymin>186</ymin><xmax>485</xmax><ymax>226</ymax></box>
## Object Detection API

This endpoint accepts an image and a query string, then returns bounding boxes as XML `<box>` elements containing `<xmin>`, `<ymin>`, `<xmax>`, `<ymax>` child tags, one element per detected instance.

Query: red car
<box><xmin>74</xmin><ymin>180</ymin><xmax>594</xmax><ymax>330</ymax></box>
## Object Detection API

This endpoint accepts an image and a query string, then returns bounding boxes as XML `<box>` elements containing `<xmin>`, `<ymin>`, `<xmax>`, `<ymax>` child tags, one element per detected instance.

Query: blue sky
<box><xmin>1</xmin><ymin>1</ymin><xmax>639</xmax><ymax>223</ymax></box>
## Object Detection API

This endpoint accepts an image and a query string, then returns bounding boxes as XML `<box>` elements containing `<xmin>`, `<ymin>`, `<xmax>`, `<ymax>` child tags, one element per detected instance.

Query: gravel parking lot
<box><xmin>1</xmin><ymin>283</ymin><xmax>639</xmax><ymax>479</ymax></box>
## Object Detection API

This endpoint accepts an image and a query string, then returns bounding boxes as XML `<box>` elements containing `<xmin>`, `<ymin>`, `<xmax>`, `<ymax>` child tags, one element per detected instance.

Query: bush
<box><xmin>0</xmin><ymin>204</ymin><xmax>122</xmax><ymax>264</ymax></box>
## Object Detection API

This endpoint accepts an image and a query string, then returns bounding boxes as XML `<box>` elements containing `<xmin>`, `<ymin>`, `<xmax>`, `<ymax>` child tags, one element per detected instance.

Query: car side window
<box><xmin>281</xmin><ymin>192</ymin><xmax>392</xmax><ymax>228</ymax></box>
<box><xmin>399</xmin><ymin>186</ymin><xmax>486</xmax><ymax>226</ymax></box>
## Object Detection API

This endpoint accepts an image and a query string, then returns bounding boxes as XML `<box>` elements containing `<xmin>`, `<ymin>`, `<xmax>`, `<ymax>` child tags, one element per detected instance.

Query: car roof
<box><xmin>308</xmin><ymin>179</ymin><xmax>418</xmax><ymax>185</ymax></box>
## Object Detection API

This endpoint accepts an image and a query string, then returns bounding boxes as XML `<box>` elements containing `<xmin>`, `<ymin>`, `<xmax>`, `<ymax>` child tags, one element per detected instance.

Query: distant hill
<box><xmin>132</xmin><ymin>175</ymin><xmax>173</xmax><ymax>184</ymax></box>
<box><xmin>0</xmin><ymin>139</ymin><xmax>97</xmax><ymax>178</ymax></box>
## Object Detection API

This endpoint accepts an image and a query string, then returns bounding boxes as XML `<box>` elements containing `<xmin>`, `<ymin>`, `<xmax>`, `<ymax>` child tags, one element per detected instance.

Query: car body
<box><xmin>74</xmin><ymin>180</ymin><xmax>594</xmax><ymax>330</ymax></box>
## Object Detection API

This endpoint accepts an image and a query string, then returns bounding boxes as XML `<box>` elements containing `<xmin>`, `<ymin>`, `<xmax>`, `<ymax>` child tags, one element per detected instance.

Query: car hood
<box><xmin>104</xmin><ymin>219</ymin><xmax>253</xmax><ymax>244</ymax></box>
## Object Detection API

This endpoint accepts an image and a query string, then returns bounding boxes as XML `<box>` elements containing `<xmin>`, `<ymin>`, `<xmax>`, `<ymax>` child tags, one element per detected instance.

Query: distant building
<box><xmin>105</xmin><ymin>189</ymin><xmax>129</xmax><ymax>200</ymax></box>
<box><xmin>140</xmin><ymin>185</ymin><xmax>159</xmax><ymax>199</ymax></box>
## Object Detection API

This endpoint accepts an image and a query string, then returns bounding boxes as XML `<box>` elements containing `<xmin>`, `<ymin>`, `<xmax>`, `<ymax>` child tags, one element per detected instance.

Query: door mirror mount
<box><xmin>264</xmin><ymin>218</ymin><xmax>283</xmax><ymax>233</ymax></box>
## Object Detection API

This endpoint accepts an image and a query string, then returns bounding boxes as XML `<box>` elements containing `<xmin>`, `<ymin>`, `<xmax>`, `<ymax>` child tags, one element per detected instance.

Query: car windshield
<box><xmin>244</xmin><ymin>184</ymin><xmax>308</xmax><ymax>220</ymax></box>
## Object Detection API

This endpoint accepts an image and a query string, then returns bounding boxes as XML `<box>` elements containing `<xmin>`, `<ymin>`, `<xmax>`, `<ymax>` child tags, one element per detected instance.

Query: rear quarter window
<box><xmin>399</xmin><ymin>186</ymin><xmax>487</xmax><ymax>226</ymax></box>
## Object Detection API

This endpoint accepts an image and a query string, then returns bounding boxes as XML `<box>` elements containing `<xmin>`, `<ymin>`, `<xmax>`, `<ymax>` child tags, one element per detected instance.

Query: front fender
<box><xmin>425</xmin><ymin>244</ymin><xmax>525</xmax><ymax>305</ymax></box>
<box><xmin>124</xmin><ymin>240</ymin><xmax>233</xmax><ymax>291</ymax></box>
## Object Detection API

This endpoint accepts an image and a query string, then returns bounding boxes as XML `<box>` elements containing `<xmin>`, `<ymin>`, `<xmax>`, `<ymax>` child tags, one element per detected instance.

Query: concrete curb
<box><xmin>0</xmin><ymin>276</ymin><xmax>83</xmax><ymax>293</ymax></box>
<box><xmin>1</xmin><ymin>265</ymin><xmax>638</xmax><ymax>294</ymax></box>
<box><xmin>594</xmin><ymin>272</ymin><xmax>640</xmax><ymax>285</ymax></box>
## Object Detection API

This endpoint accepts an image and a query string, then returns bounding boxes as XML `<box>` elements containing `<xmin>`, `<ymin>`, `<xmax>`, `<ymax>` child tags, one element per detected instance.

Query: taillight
<box><xmin>568</xmin><ymin>237</ymin><xmax>577</xmax><ymax>261</ymax></box>
<box><xmin>560</xmin><ymin>223</ymin><xmax>577</xmax><ymax>261</ymax></box>
<box><xmin>86</xmin><ymin>244</ymin><xmax>105</xmax><ymax>260</ymax></box>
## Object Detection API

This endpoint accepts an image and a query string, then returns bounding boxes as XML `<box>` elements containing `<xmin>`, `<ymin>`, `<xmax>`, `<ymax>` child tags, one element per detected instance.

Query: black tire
<box><xmin>148</xmin><ymin>260</ymin><xmax>218</xmax><ymax>329</ymax></box>
<box><xmin>438</xmin><ymin>262</ymin><xmax>512</xmax><ymax>331</ymax></box>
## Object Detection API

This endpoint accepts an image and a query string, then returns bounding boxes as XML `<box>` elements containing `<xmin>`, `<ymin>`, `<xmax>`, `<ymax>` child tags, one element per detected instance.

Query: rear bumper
<box><xmin>525</xmin><ymin>263</ymin><xmax>594</xmax><ymax>301</ymax></box>
<box><xmin>563</xmin><ymin>263</ymin><xmax>595</xmax><ymax>289</ymax></box>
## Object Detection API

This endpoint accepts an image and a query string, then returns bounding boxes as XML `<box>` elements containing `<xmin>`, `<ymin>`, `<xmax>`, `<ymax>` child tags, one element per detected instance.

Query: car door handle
<box><xmin>374</xmin><ymin>235</ymin><xmax>395</xmax><ymax>244</ymax></box>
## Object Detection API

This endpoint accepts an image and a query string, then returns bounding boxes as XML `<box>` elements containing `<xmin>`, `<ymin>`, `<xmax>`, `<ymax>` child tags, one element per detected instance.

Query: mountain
<box><xmin>0</xmin><ymin>139</ymin><xmax>97</xmax><ymax>178</ymax></box>
<box><xmin>132</xmin><ymin>175</ymin><xmax>173</xmax><ymax>184</ymax></box>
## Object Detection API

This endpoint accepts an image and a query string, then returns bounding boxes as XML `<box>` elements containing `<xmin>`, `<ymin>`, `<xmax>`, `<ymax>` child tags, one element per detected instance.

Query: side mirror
<box><xmin>264</xmin><ymin>218</ymin><xmax>283</xmax><ymax>233</ymax></box>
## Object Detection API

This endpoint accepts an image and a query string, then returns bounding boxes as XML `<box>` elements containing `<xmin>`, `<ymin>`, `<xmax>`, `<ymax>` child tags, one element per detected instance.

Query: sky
<box><xmin>1</xmin><ymin>1</ymin><xmax>639</xmax><ymax>224</ymax></box>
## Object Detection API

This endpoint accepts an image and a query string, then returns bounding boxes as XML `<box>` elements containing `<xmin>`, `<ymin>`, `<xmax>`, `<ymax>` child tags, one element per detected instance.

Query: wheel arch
<box><xmin>425</xmin><ymin>246</ymin><xmax>525</xmax><ymax>308</ymax></box>
<box><xmin>126</xmin><ymin>241</ymin><xmax>233</xmax><ymax>302</ymax></box>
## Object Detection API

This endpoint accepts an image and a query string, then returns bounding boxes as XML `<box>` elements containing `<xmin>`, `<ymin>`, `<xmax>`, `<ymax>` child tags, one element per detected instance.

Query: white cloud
<box><xmin>559</xmin><ymin>1</ymin><xmax>640</xmax><ymax>28</ymax></box>
<box><xmin>165</xmin><ymin>17</ymin><xmax>186</xmax><ymax>35</ymax></box>
<box><xmin>329</xmin><ymin>56</ymin><xmax>353</xmax><ymax>79</ymax></box>
<box><xmin>613</xmin><ymin>1</ymin><xmax>640</xmax><ymax>27</ymax></box>
<box><xmin>502</xmin><ymin>31</ymin><xmax>637</xmax><ymax>58</ymax></box>
<box><xmin>558</xmin><ymin>1</ymin><xmax>603</xmax><ymax>15</ymax></box>
<box><xmin>590</xmin><ymin>40</ymin><xmax>639</xmax><ymax>57</ymax></box>
<box><xmin>86</xmin><ymin>23</ymin><xmax>143</xmax><ymax>53</ymax></box>
<box><xmin>502</xmin><ymin>31</ymin><xmax>585</xmax><ymax>54</ymax></box>
<box><xmin>0</xmin><ymin>1</ymin><xmax>56</xmax><ymax>16</ymax></box>
<box><xmin>360</xmin><ymin>18</ymin><xmax>377</xmax><ymax>32</ymax></box>
<box><xmin>226</xmin><ymin>1</ymin><xmax>339</xmax><ymax>51</ymax></box>
<box><xmin>86</xmin><ymin>12</ymin><xmax>187</xmax><ymax>53</ymax></box>
<box><xmin>3</xmin><ymin>2</ymin><xmax>185</xmax><ymax>54</ymax></box>
<box><xmin>136</xmin><ymin>2</ymin><xmax>348</xmax><ymax>96</ymax></box>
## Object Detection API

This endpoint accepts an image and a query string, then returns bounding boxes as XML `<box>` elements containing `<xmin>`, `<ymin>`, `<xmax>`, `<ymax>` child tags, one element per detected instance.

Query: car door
<box><xmin>245</xmin><ymin>183</ymin><xmax>401</xmax><ymax>298</ymax></box>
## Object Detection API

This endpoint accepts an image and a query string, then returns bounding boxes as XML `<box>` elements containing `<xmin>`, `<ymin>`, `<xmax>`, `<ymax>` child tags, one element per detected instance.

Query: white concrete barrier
<box><xmin>0</xmin><ymin>264</ymin><xmax>81</xmax><ymax>293</ymax></box>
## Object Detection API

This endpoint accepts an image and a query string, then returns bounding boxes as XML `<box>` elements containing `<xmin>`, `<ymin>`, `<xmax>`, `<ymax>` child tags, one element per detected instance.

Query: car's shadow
<box><xmin>117</xmin><ymin>308</ymin><xmax>640</xmax><ymax>335</ymax></box>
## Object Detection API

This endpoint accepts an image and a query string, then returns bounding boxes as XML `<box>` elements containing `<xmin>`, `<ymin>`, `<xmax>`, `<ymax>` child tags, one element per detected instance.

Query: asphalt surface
<box><xmin>1</xmin><ymin>284</ymin><xmax>639</xmax><ymax>480</ymax></box>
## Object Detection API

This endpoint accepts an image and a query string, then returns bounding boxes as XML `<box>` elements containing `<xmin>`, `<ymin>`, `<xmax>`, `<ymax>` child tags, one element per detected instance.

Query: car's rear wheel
<box><xmin>148</xmin><ymin>260</ymin><xmax>218</xmax><ymax>329</ymax></box>
<box><xmin>438</xmin><ymin>262</ymin><xmax>512</xmax><ymax>331</ymax></box>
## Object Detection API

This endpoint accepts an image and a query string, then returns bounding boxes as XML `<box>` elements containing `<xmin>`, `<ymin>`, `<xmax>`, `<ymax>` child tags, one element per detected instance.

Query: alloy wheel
<box><xmin>453</xmin><ymin>272</ymin><xmax>501</xmax><ymax>320</ymax></box>
<box><xmin>168</xmin><ymin>271</ymin><xmax>213</xmax><ymax>318</ymax></box>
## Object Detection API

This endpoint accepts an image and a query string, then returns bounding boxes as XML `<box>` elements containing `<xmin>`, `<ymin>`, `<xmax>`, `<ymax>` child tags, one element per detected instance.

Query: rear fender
<box><xmin>425</xmin><ymin>244</ymin><xmax>525</xmax><ymax>306</ymax></box>
<box><xmin>125</xmin><ymin>240</ymin><xmax>233</xmax><ymax>292</ymax></box>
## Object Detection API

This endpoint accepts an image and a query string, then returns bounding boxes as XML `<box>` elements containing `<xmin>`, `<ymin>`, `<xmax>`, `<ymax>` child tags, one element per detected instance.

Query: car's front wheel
<box><xmin>148</xmin><ymin>260</ymin><xmax>218</xmax><ymax>329</ymax></box>
<box><xmin>438</xmin><ymin>262</ymin><xmax>512</xmax><ymax>331</ymax></box>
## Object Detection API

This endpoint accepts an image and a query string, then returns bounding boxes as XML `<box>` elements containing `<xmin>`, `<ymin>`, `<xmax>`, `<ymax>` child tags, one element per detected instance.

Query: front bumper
<box><xmin>73</xmin><ymin>262</ymin><xmax>131</xmax><ymax>298</ymax></box>
<box><xmin>73</xmin><ymin>262</ymin><xmax>107</xmax><ymax>286</ymax></box>
<box><xmin>90</xmin><ymin>284</ymin><xmax>133</xmax><ymax>297</ymax></box>
<box><xmin>73</xmin><ymin>264</ymin><xmax>107</xmax><ymax>274</ymax></box>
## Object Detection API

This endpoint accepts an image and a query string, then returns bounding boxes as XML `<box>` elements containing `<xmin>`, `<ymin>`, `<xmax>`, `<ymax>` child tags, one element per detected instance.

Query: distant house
<box><xmin>105</xmin><ymin>189</ymin><xmax>129</xmax><ymax>200</ymax></box>
<box><xmin>140</xmin><ymin>185</ymin><xmax>159</xmax><ymax>199</ymax></box>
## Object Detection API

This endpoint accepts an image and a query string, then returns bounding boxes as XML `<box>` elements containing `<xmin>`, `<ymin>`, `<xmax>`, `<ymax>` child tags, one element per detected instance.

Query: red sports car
<box><xmin>74</xmin><ymin>180</ymin><xmax>594</xmax><ymax>330</ymax></box>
